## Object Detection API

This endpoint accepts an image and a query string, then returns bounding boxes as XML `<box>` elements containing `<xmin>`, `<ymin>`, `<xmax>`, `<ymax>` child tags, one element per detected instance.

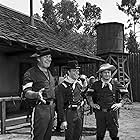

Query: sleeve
<box><xmin>22</xmin><ymin>70</ymin><xmax>33</xmax><ymax>94</ymax></box>
<box><xmin>55</xmin><ymin>84</ymin><xmax>66</xmax><ymax>122</ymax></box>
<box><xmin>86</xmin><ymin>83</ymin><xmax>98</xmax><ymax>104</ymax></box>
<box><xmin>113</xmin><ymin>79</ymin><xmax>129</xmax><ymax>105</ymax></box>
<box><xmin>86</xmin><ymin>83</ymin><xmax>95</xmax><ymax>96</ymax></box>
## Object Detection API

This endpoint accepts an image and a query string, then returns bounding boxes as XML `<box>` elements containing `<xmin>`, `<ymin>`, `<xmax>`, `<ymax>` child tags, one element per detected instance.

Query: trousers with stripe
<box><xmin>31</xmin><ymin>103</ymin><xmax>55</xmax><ymax>140</ymax></box>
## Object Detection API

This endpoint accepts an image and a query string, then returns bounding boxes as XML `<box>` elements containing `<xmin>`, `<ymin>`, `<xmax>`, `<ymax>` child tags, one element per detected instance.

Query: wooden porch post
<box><xmin>1</xmin><ymin>100</ymin><xmax>6</xmax><ymax>134</ymax></box>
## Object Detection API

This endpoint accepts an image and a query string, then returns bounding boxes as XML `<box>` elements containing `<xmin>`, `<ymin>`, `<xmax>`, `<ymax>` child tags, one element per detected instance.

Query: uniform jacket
<box><xmin>56</xmin><ymin>78</ymin><xmax>84</xmax><ymax>122</ymax></box>
<box><xmin>23</xmin><ymin>66</ymin><xmax>55</xmax><ymax>103</ymax></box>
<box><xmin>87</xmin><ymin>78</ymin><xmax>129</xmax><ymax>109</ymax></box>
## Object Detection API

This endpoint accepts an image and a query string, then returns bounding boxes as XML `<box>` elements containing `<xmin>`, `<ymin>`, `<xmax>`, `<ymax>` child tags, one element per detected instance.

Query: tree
<box><xmin>82</xmin><ymin>2</ymin><xmax>102</xmax><ymax>37</ymax></box>
<box><xmin>41</xmin><ymin>0</ymin><xmax>82</xmax><ymax>35</ymax></box>
<box><xmin>55</xmin><ymin>0</ymin><xmax>83</xmax><ymax>36</ymax></box>
<box><xmin>41</xmin><ymin>0</ymin><xmax>102</xmax><ymax>54</ymax></box>
<box><xmin>41</xmin><ymin>0</ymin><xmax>101</xmax><ymax>35</ymax></box>
<box><xmin>42</xmin><ymin>0</ymin><xmax>58</xmax><ymax>31</ymax></box>
<box><xmin>117</xmin><ymin>0</ymin><xmax>140</xmax><ymax>52</ymax></box>
<box><xmin>117</xmin><ymin>0</ymin><xmax>140</xmax><ymax>33</ymax></box>
<box><xmin>125</xmin><ymin>30</ymin><xmax>139</xmax><ymax>53</ymax></box>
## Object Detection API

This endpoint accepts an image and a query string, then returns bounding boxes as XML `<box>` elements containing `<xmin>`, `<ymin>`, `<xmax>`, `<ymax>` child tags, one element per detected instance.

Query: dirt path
<box><xmin>0</xmin><ymin>102</ymin><xmax>140</xmax><ymax>140</ymax></box>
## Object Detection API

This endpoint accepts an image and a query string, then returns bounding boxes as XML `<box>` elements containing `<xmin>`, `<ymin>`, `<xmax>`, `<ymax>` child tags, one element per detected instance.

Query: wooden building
<box><xmin>0</xmin><ymin>4</ymin><xmax>103</xmax><ymax>98</ymax></box>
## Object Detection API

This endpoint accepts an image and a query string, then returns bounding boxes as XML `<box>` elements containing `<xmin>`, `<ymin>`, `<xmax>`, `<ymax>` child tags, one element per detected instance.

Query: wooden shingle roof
<box><xmin>0</xmin><ymin>4</ymin><xmax>104</xmax><ymax>62</ymax></box>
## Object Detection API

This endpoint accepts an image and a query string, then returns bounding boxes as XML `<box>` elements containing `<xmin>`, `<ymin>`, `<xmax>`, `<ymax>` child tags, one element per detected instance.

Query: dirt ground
<box><xmin>0</xmin><ymin>102</ymin><xmax>140</xmax><ymax>140</ymax></box>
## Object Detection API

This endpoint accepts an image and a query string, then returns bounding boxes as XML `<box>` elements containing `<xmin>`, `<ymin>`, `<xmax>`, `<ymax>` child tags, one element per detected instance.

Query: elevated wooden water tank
<box><xmin>96</xmin><ymin>22</ymin><xmax>124</xmax><ymax>55</ymax></box>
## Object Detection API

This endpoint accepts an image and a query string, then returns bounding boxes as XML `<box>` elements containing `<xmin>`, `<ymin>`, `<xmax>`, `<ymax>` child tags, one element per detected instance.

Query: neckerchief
<box><xmin>101</xmin><ymin>78</ymin><xmax>112</xmax><ymax>91</ymax></box>
<box><xmin>64</xmin><ymin>76</ymin><xmax>82</xmax><ymax>90</ymax></box>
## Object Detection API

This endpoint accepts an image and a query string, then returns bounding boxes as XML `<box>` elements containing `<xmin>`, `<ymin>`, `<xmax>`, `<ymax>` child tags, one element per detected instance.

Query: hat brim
<box><xmin>96</xmin><ymin>65</ymin><xmax>116</xmax><ymax>73</ymax></box>
<box><xmin>30</xmin><ymin>49</ymin><xmax>52</xmax><ymax>58</ymax></box>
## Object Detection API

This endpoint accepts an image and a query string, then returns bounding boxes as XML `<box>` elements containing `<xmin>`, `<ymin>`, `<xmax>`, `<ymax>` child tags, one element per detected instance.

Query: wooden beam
<box><xmin>1</xmin><ymin>101</ymin><xmax>6</xmax><ymax>134</ymax></box>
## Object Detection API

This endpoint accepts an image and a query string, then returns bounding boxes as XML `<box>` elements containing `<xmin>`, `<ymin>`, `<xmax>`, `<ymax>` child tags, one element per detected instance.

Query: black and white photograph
<box><xmin>0</xmin><ymin>0</ymin><xmax>140</xmax><ymax>140</ymax></box>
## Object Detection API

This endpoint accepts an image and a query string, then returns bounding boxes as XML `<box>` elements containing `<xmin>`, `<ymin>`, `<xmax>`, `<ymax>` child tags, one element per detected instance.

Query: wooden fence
<box><xmin>0</xmin><ymin>96</ymin><xmax>28</xmax><ymax>134</ymax></box>
<box><xmin>128</xmin><ymin>53</ymin><xmax>140</xmax><ymax>102</ymax></box>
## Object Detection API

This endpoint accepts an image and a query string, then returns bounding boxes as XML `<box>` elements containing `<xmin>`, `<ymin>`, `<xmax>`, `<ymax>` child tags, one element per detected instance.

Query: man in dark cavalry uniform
<box><xmin>87</xmin><ymin>63</ymin><xmax>129</xmax><ymax>140</ymax></box>
<box><xmin>22</xmin><ymin>49</ymin><xmax>55</xmax><ymax>140</ymax></box>
<box><xmin>56</xmin><ymin>60</ymin><xmax>87</xmax><ymax>140</ymax></box>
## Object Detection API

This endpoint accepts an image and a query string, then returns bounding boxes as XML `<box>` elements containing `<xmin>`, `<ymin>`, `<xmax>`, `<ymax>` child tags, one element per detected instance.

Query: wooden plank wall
<box><xmin>80</xmin><ymin>63</ymin><xmax>98</xmax><ymax>78</ymax></box>
<box><xmin>128</xmin><ymin>53</ymin><xmax>140</xmax><ymax>102</ymax></box>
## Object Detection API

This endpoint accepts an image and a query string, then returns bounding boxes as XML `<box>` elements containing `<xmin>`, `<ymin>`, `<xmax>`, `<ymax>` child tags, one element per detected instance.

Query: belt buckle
<box><xmin>71</xmin><ymin>105</ymin><xmax>78</xmax><ymax>111</ymax></box>
<box><xmin>71</xmin><ymin>105</ymin><xmax>78</xmax><ymax>107</ymax></box>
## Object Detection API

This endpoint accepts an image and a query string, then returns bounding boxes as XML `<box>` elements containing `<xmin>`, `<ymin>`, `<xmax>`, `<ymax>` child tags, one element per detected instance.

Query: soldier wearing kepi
<box><xmin>22</xmin><ymin>49</ymin><xmax>55</xmax><ymax>140</ymax></box>
<box><xmin>87</xmin><ymin>63</ymin><xmax>129</xmax><ymax>140</ymax></box>
<box><xmin>56</xmin><ymin>60</ymin><xmax>87</xmax><ymax>140</ymax></box>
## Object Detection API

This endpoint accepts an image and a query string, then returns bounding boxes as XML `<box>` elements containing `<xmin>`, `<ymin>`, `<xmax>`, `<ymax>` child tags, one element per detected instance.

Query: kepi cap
<box><xmin>67</xmin><ymin>60</ymin><xmax>80</xmax><ymax>69</ymax></box>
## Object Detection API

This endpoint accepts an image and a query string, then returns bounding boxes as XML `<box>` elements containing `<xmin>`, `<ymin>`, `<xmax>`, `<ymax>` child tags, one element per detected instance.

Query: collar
<box><xmin>37</xmin><ymin>65</ymin><xmax>48</xmax><ymax>73</ymax></box>
<box><xmin>101</xmin><ymin>78</ymin><xmax>112</xmax><ymax>90</ymax></box>
<box><xmin>64</xmin><ymin>76</ymin><xmax>82</xmax><ymax>90</ymax></box>
<box><xmin>64</xmin><ymin>76</ymin><xmax>75</xmax><ymax>84</ymax></box>
<box><xmin>37</xmin><ymin>65</ymin><xmax>50</xmax><ymax>80</ymax></box>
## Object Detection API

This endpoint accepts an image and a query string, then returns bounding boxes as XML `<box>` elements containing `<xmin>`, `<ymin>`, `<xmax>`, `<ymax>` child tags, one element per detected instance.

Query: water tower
<box><xmin>96</xmin><ymin>22</ymin><xmax>133</xmax><ymax>101</ymax></box>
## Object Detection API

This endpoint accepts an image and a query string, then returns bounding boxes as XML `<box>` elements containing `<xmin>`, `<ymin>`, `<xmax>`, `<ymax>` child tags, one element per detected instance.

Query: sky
<box><xmin>0</xmin><ymin>0</ymin><xmax>140</xmax><ymax>42</ymax></box>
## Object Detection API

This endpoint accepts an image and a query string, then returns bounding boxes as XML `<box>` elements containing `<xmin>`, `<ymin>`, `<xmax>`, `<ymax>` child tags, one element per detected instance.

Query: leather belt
<box><xmin>68</xmin><ymin>104</ymin><xmax>80</xmax><ymax>111</ymax></box>
<box><xmin>100</xmin><ymin>108</ymin><xmax>112</xmax><ymax>112</ymax></box>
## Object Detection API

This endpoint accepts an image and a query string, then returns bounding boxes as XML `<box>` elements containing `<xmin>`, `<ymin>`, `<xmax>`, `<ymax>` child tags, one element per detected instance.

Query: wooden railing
<box><xmin>0</xmin><ymin>96</ymin><xmax>21</xmax><ymax>134</ymax></box>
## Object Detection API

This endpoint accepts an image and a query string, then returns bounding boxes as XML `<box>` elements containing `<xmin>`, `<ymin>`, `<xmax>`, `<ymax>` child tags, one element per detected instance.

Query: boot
<box><xmin>111</xmin><ymin>137</ymin><xmax>119</xmax><ymax>140</ymax></box>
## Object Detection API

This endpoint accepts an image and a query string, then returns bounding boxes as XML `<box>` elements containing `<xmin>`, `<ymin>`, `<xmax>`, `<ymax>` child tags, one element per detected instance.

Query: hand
<box><xmin>38</xmin><ymin>88</ymin><xmax>46</xmax><ymax>104</ymax></box>
<box><xmin>111</xmin><ymin>103</ymin><xmax>123</xmax><ymax>111</ymax></box>
<box><xmin>90</xmin><ymin>103</ymin><xmax>100</xmax><ymax>110</ymax></box>
<box><xmin>60</xmin><ymin>121</ymin><xmax>67</xmax><ymax>130</ymax></box>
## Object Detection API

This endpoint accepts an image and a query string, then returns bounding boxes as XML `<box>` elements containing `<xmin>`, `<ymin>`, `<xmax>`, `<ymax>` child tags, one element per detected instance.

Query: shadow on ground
<box><xmin>82</xmin><ymin>127</ymin><xmax>96</xmax><ymax>136</ymax></box>
<box><xmin>52</xmin><ymin>126</ymin><xmax>96</xmax><ymax>137</ymax></box>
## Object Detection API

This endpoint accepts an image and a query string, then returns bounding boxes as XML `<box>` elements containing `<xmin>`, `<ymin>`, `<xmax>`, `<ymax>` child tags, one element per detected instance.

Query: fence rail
<box><xmin>0</xmin><ymin>96</ymin><xmax>22</xmax><ymax>134</ymax></box>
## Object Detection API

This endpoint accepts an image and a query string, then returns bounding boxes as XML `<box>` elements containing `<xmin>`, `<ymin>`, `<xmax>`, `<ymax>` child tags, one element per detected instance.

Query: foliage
<box><xmin>42</xmin><ymin>0</ymin><xmax>82</xmax><ymax>36</ymax></box>
<box><xmin>41</xmin><ymin>0</ymin><xmax>102</xmax><ymax>54</ymax></box>
<box><xmin>117</xmin><ymin>0</ymin><xmax>140</xmax><ymax>52</ymax></box>
<box><xmin>125</xmin><ymin>30</ymin><xmax>139</xmax><ymax>52</ymax></box>
<box><xmin>55</xmin><ymin>0</ymin><xmax>83</xmax><ymax>35</ymax></box>
<box><xmin>42</xmin><ymin>0</ymin><xmax>58</xmax><ymax>31</ymax></box>
<box><xmin>117</xmin><ymin>0</ymin><xmax>140</xmax><ymax>31</ymax></box>
<box><xmin>82</xmin><ymin>2</ymin><xmax>102</xmax><ymax>36</ymax></box>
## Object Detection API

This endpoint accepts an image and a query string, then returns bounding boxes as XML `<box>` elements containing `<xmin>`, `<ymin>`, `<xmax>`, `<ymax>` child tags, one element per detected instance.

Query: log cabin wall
<box><xmin>0</xmin><ymin>53</ymin><xmax>19</xmax><ymax>97</ymax></box>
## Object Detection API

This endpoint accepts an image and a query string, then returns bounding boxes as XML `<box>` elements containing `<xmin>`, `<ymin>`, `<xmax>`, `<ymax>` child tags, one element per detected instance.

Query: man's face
<box><xmin>68</xmin><ymin>69</ymin><xmax>80</xmax><ymax>80</ymax></box>
<box><xmin>101</xmin><ymin>69</ymin><xmax>112</xmax><ymax>80</ymax></box>
<box><xmin>37</xmin><ymin>54</ymin><xmax>52</xmax><ymax>68</ymax></box>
